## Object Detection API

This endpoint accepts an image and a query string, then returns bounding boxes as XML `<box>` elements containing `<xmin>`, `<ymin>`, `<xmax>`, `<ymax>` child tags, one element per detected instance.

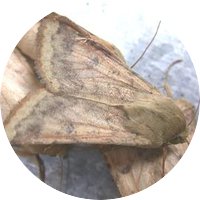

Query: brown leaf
<box><xmin>17</xmin><ymin>22</ymin><xmax>39</xmax><ymax>60</ymax></box>
<box><xmin>0</xmin><ymin>49</ymin><xmax>40</xmax><ymax>121</ymax></box>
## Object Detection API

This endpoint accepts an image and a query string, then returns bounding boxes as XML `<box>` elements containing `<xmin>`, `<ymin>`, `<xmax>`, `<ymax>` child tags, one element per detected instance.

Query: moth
<box><xmin>3</xmin><ymin>13</ymin><xmax>187</xmax><ymax>149</ymax></box>
<box><xmin>0</xmin><ymin>12</ymin><xmax>195</xmax><ymax>197</ymax></box>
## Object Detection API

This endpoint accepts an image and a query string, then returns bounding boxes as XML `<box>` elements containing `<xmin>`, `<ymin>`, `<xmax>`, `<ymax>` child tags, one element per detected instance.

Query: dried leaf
<box><xmin>17</xmin><ymin>23</ymin><xmax>39</xmax><ymax>60</ymax></box>
<box><xmin>0</xmin><ymin>49</ymin><xmax>40</xmax><ymax>120</ymax></box>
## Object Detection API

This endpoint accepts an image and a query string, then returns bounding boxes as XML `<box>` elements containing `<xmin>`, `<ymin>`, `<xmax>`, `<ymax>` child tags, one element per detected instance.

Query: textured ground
<box><xmin>19</xmin><ymin>1</ymin><xmax>199</xmax><ymax>199</ymax></box>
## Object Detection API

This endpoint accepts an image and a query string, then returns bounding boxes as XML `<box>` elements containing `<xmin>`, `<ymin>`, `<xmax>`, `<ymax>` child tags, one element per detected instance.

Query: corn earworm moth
<box><xmin>3</xmin><ymin>13</ymin><xmax>187</xmax><ymax>149</ymax></box>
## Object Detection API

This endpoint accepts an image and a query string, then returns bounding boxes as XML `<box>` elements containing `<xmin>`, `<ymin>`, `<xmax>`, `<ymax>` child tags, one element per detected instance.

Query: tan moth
<box><xmin>0</xmin><ymin>12</ymin><xmax>197</xmax><ymax>197</ymax></box>
<box><xmin>3</xmin><ymin>13</ymin><xmax>188</xmax><ymax>148</ymax></box>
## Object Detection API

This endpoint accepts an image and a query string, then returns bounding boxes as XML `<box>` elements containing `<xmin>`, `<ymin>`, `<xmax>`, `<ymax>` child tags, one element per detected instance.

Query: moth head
<box><xmin>122</xmin><ymin>93</ymin><xmax>187</xmax><ymax>148</ymax></box>
<box><xmin>169</xmin><ymin>98</ymin><xmax>199</xmax><ymax>145</ymax></box>
<box><xmin>168</xmin><ymin>128</ymin><xmax>189</xmax><ymax>144</ymax></box>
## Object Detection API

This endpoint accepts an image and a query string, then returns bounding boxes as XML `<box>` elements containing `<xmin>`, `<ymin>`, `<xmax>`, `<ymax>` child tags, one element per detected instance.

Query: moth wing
<box><xmin>36</xmin><ymin>13</ymin><xmax>159</xmax><ymax>105</ymax></box>
<box><xmin>5</xmin><ymin>89</ymin><xmax>151</xmax><ymax>147</ymax></box>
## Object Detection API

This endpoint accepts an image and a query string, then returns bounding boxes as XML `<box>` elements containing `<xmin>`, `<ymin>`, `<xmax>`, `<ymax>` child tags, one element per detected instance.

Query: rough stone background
<box><xmin>18</xmin><ymin>1</ymin><xmax>199</xmax><ymax>199</ymax></box>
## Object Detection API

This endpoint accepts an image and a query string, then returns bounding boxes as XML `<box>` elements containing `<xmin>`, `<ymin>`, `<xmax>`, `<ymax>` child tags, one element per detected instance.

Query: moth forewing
<box><xmin>5</xmin><ymin>89</ymin><xmax>186</xmax><ymax>148</ymax></box>
<box><xmin>4</xmin><ymin>89</ymin><xmax>151</xmax><ymax>147</ymax></box>
<box><xmin>36</xmin><ymin>13</ymin><xmax>160</xmax><ymax>106</ymax></box>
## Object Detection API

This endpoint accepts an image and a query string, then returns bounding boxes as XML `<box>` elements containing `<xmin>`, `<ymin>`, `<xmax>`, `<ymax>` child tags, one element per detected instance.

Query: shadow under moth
<box><xmin>1</xmin><ymin>12</ymin><xmax>196</xmax><ymax>197</ymax></box>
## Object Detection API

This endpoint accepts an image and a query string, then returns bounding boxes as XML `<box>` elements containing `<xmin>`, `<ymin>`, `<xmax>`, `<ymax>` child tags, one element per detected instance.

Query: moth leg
<box><xmin>35</xmin><ymin>154</ymin><xmax>45</xmax><ymax>182</ymax></box>
<box><xmin>161</xmin><ymin>145</ymin><xmax>168</xmax><ymax>177</ymax></box>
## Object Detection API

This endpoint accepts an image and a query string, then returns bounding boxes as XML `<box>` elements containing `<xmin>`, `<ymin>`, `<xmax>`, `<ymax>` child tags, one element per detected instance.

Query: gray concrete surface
<box><xmin>18</xmin><ymin>1</ymin><xmax>199</xmax><ymax>199</ymax></box>
<box><xmin>20</xmin><ymin>145</ymin><xmax>120</xmax><ymax>199</ymax></box>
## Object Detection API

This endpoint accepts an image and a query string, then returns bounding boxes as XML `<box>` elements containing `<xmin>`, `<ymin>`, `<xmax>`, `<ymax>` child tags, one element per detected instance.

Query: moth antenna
<box><xmin>35</xmin><ymin>154</ymin><xmax>45</xmax><ymax>182</ymax></box>
<box><xmin>130</xmin><ymin>21</ymin><xmax>161</xmax><ymax>69</ymax></box>
<box><xmin>163</xmin><ymin>59</ymin><xmax>183</xmax><ymax>97</ymax></box>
